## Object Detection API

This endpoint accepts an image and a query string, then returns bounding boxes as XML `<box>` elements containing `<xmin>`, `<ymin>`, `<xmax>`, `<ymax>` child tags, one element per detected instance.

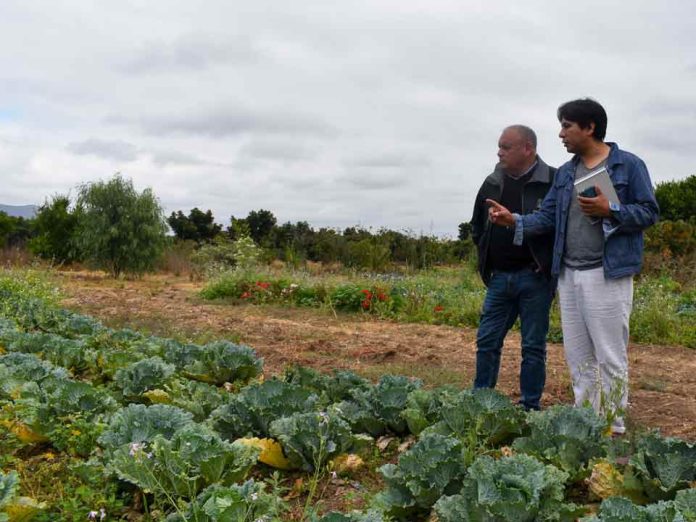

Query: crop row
<box><xmin>0</xmin><ymin>276</ymin><xmax>695</xmax><ymax>521</ymax></box>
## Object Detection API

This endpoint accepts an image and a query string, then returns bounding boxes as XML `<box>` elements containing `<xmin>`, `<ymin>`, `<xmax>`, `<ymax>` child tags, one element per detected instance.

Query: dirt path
<box><xmin>57</xmin><ymin>271</ymin><xmax>696</xmax><ymax>440</ymax></box>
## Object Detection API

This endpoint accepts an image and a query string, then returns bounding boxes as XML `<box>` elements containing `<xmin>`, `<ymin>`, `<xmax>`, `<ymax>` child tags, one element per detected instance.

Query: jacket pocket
<box><xmin>609</xmin><ymin>166</ymin><xmax>630</xmax><ymax>203</ymax></box>
<box><xmin>605</xmin><ymin>233</ymin><xmax>639</xmax><ymax>271</ymax></box>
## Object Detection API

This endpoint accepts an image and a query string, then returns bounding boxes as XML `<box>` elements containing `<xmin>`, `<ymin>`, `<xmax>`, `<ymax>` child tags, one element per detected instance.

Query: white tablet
<box><xmin>573</xmin><ymin>167</ymin><xmax>619</xmax><ymax>205</ymax></box>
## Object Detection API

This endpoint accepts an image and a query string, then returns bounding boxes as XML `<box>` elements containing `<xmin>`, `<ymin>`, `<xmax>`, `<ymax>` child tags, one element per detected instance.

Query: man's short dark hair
<box><xmin>557</xmin><ymin>98</ymin><xmax>607</xmax><ymax>141</ymax></box>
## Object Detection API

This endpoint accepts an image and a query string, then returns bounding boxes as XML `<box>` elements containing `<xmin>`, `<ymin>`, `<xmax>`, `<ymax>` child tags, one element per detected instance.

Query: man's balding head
<box><xmin>497</xmin><ymin>125</ymin><xmax>538</xmax><ymax>176</ymax></box>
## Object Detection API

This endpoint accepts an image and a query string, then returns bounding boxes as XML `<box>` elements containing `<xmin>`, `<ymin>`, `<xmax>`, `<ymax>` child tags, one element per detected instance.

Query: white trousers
<box><xmin>558</xmin><ymin>266</ymin><xmax>633</xmax><ymax>434</ymax></box>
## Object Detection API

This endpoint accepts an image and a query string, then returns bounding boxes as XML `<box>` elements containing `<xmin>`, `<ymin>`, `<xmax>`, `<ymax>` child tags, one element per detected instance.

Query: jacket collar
<box><xmin>487</xmin><ymin>156</ymin><xmax>553</xmax><ymax>186</ymax></box>
<box><xmin>569</xmin><ymin>142</ymin><xmax>624</xmax><ymax>169</ymax></box>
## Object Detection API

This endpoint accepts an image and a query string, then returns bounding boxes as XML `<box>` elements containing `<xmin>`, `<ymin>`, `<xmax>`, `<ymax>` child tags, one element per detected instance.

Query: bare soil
<box><xmin>57</xmin><ymin>270</ymin><xmax>696</xmax><ymax>441</ymax></box>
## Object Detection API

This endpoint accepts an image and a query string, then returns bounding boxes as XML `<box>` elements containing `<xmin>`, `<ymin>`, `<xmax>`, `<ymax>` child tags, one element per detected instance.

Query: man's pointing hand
<box><xmin>486</xmin><ymin>199</ymin><xmax>515</xmax><ymax>227</ymax></box>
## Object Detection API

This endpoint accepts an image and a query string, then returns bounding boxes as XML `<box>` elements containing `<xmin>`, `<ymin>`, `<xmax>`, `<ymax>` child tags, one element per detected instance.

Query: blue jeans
<box><xmin>474</xmin><ymin>268</ymin><xmax>554</xmax><ymax>410</ymax></box>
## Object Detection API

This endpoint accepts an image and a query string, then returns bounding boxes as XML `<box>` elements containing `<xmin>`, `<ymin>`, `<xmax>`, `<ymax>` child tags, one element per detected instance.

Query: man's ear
<box><xmin>585</xmin><ymin>122</ymin><xmax>596</xmax><ymax>137</ymax></box>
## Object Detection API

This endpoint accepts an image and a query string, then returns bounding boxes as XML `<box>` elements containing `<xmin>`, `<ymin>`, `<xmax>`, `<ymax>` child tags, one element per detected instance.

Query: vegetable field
<box><xmin>1</xmin><ymin>270</ymin><xmax>695</xmax><ymax>521</ymax></box>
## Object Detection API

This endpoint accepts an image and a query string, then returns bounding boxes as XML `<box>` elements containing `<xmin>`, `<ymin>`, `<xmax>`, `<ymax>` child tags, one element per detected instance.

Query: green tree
<box><xmin>655</xmin><ymin>175</ymin><xmax>696</xmax><ymax>221</ymax></box>
<box><xmin>28</xmin><ymin>195</ymin><xmax>80</xmax><ymax>263</ymax></box>
<box><xmin>246</xmin><ymin>209</ymin><xmax>277</xmax><ymax>245</ymax></box>
<box><xmin>75</xmin><ymin>174</ymin><xmax>168</xmax><ymax>277</ymax></box>
<box><xmin>167</xmin><ymin>208</ymin><xmax>222</xmax><ymax>244</ymax></box>
<box><xmin>227</xmin><ymin>215</ymin><xmax>251</xmax><ymax>241</ymax></box>
<box><xmin>0</xmin><ymin>212</ymin><xmax>34</xmax><ymax>248</ymax></box>
<box><xmin>458</xmin><ymin>222</ymin><xmax>472</xmax><ymax>241</ymax></box>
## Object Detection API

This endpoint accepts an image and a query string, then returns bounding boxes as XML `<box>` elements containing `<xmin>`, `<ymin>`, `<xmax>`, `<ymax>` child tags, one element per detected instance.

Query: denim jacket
<box><xmin>513</xmin><ymin>143</ymin><xmax>659</xmax><ymax>279</ymax></box>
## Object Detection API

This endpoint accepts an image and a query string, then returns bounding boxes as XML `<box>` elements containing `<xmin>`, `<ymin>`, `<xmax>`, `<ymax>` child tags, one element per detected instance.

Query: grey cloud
<box><xmin>239</xmin><ymin>139</ymin><xmax>315</xmax><ymax>162</ymax></box>
<box><xmin>150</xmin><ymin>150</ymin><xmax>208</xmax><ymax>166</ymax></box>
<box><xmin>120</xmin><ymin>34</ymin><xmax>260</xmax><ymax>74</ymax></box>
<box><xmin>641</xmin><ymin>100</ymin><xmax>696</xmax><ymax>120</ymax></box>
<box><xmin>340</xmin><ymin>169</ymin><xmax>406</xmax><ymax>190</ymax></box>
<box><xmin>116</xmin><ymin>108</ymin><xmax>337</xmax><ymax>139</ymax></box>
<box><xmin>67</xmin><ymin>139</ymin><xmax>138</xmax><ymax>162</ymax></box>
<box><xmin>634</xmin><ymin>130</ymin><xmax>696</xmax><ymax>154</ymax></box>
<box><xmin>343</xmin><ymin>152</ymin><xmax>430</xmax><ymax>168</ymax></box>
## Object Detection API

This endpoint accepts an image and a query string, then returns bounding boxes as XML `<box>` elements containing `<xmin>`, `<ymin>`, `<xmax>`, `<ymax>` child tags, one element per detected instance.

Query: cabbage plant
<box><xmin>109</xmin><ymin>423</ymin><xmax>259</xmax><ymax>499</ymax></box>
<box><xmin>334</xmin><ymin>375</ymin><xmax>421</xmax><ymax>436</ymax></box>
<box><xmin>98</xmin><ymin>403</ymin><xmax>193</xmax><ymax>453</ymax></box>
<box><xmin>582</xmin><ymin>488</ymin><xmax>696</xmax><ymax>521</ymax></box>
<box><xmin>165</xmin><ymin>480</ymin><xmax>285</xmax><ymax>522</ymax></box>
<box><xmin>374</xmin><ymin>433</ymin><xmax>466</xmax><ymax>519</ymax></box>
<box><xmin>629</xmin><ymin>432</ymin><xmax>696</xmax><ymax>501</ymax></box>
<box><xmin>182</xmin><ymin>340</ymin><xmax>263</xmax><ymax>385</ymax></box>
<box><xmin>435</xmin><ymin>454</ymin><xmax>584</xmax><ymax>522</ymax></box>
<box><xmin>513</xmin><ymin>405</ymin><xmax>608</xmax><ymax>481</ymax></box>
<box><xmin>210</xmin><ymin>379</ymin><xmax>319</xmax><ymax>439</ymax></box>
<box><xmin>269</xmin><ymin>411</ymin><xmax>353</xmax><ymax>472</ymax></box>
<box><xmin>113</xmin><ymin>356</ymin><xmax>176</xmax><ymax>399</ymax></box>
<box><xmin>422</xmin><ymin>388</ymin><xmax>525</xmax><ymax>460</ymax></box>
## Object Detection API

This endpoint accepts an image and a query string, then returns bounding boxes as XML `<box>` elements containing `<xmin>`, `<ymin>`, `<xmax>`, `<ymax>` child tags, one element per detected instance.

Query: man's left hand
<box><xmin>578</xmin><ymin>185</ymin><xmax>611</xmax><ymax>217</ymax></box>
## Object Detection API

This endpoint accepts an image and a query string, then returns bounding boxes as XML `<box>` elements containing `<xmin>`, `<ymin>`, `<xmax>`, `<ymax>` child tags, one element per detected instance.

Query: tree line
<box><xmin>1</xmin><ymin>173</ymin><xmax>694</xmax><ymax>277</ymax></box>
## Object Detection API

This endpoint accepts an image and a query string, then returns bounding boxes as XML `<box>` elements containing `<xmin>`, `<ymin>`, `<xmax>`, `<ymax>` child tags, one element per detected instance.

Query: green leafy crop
<box><xmin>435</xmin><ymin>454</ymin><xmax>584</xmax><ymax>522</ymax></box>
<box><xmin>210</xmin><ymin>379</ymin><xmax>319</xmax><ymax>440</ymax></box>
<box><xmin>182</xmin><ymin>340</ymin><xmax>263</xmax><ymax>386</ymax></box>
<box><xmin>374</xmin><ymin>433</ymin><xmax>466</xmax><ymax>519</ymax></box>
<box><xmin>110</xmin><ymin>423</ymin><xmax>259</xmax><ymax>499</ymax></box>
<box><xmin>629</xmin><ymin>432</ymin><xmax>696</xmax><ymax>502</ymax></box>
<box><xmin>583</xmin><ymin>488</ymin><xmax>696</xmax><ymax>521</ymax></box>
<box><xmin>113</xmin><ymin>356</ymin><xmax>176</xmax><ymax>399</ymax></box>
<box><xmin>166</xmin><ymin>480</ymin><xmax>286</xmax><ymax>522</ymax></box>
<box><xmin>513</xmin><ymin>405</ymin><xmax>608</xmax><ymax>482</ymax></box>
<box><xmin>98</xmin><ymin>404</ymin><xmax>193</xmax><ymax>453</ymax></box>
<box><xmin>422</xmin><ymin>388</ymin><xmax>526</xmax><ymax>457</ymax></box>
<box><xmin>269</xmin><ymin>411</ymin><xmax>353</xmax><ymax>472</ymax></box>
<box><xmin>335</xmin><ymin>375</ymin><xmax>421</xmax><ymax>436</ymax></box>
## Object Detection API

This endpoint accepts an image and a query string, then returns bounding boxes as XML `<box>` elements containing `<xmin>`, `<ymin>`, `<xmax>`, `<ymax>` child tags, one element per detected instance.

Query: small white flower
<box><xmin>128</xmin><ymin>442</ymin><xmax>146</xmax><ymax>456</ymax></box>
<box><xmin>100</xmin><ymin>508</ymin><xmax>107</xmax><ymax>520</ymax></box>
<box><xmin>250</xmin><ymin>492</ymin><xmax>259</xmax><ymax>501</ymax></box>
<box><xmin>319</xmin><ymin>411</ymin><xmax>329</xmax><ymax>424</ymax></box>
<box><xmin>331</xmin><ymin>471</ymin><xmax>338</xmax><ymax>479</ymax></box>
<box><xmin>87</xmin><ymin>511</ymin><xmax>98</xmax><ymax>520</ymax></box>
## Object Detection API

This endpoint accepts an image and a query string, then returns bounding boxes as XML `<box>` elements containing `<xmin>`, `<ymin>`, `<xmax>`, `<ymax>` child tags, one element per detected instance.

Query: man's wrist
<box><xmin>608</xmin><ymin>201</ymin><xmax>621</xmax><ymax>219</ymax></box>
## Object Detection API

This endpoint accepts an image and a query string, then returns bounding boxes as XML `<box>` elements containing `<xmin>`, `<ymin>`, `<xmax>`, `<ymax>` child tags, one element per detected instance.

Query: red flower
<box><xmin>240</xmin><ymin>291</ymin><xmax>252</xmax><ymax>299</ymax></box>
<box><xmin>361</xmin><ymin>299</ymin><xmax>371</xmax><ymax>309</ymax></box>
<box><xmin>434</xmin><ymin>305</ymin><xmax>444</xmax><ymax>312</ymax></box>
<box><xmin>376</xmin><ymin>292</ymin><xmax>388</xmax><ymax>302</ymax></box>
<box><xmin>256</xmin><ymin>281</ymin><xmax>271</xmax><ymax>289</ymax></box>
<box><xmin>360</xmin><ymin>289</ymin><xmax>373</xmax><ymax>298</ymax></box>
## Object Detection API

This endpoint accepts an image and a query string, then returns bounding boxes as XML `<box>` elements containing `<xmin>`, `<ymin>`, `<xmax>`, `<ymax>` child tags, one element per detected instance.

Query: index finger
<box><xmin>485</xmin><ymin>199</ymin><xmax>504</xmax><ymax>210</ymax></box>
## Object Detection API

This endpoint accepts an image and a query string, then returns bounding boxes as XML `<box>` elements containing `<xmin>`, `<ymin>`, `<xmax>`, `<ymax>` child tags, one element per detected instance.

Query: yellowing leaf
<box><xmin>330</xmin><ymin>454</ymin><xmax>365</xmax><ymax>475</ymax></box>
<box><xmin>1</xmin><ymin>420</ymin><xmax>49</xmax><ymax>444</ymax></box>
<box><xmin>236</xmin><ymin>437</ymin><xmax>294</xmax><ymax>470</ymax></box>
<box><xmin>5</xmin><ymin>496</ymin><xmax>47</xmax><ymax>521</ymax></box>
<box><xmin>588</xmin><ymin>460</ymin><xmax>624</xmax><ymax>500</ymax></box>
<box><xmin>142</xmin><ymin>389</ymin><xmax>171</xmax><ymax>404</ymax></box>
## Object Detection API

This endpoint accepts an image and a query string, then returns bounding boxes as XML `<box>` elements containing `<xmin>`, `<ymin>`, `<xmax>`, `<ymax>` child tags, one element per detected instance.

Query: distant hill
<box><xmin>0</xmin><ymin>204</ymin><xmax>38</xmax><ymax>219</ymax></box>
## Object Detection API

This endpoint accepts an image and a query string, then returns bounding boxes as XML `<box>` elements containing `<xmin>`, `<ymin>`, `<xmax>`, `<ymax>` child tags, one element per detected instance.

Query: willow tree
<box><xmin>75</xmin><ymin>174</ymin><xmax>167</xmax><ymax>277</ymax></box>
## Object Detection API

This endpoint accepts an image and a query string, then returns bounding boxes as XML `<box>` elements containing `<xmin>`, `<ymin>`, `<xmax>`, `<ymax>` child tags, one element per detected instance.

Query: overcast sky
<box><xmin>1</xmin><ymin>1</ymin><xmax>694</xmax><ymax>236</ymax></box>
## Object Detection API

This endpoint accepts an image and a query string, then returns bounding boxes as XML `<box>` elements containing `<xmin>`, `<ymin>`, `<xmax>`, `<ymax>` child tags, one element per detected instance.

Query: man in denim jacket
<box><xmin>487</xmin><ymin>98</ymin><xmax>659</xmax><ymax>434</ymax></box>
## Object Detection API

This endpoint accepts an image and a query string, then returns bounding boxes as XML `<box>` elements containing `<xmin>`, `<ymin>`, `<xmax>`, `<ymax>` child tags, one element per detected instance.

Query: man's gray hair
<box><xmin>505</xmin><ymin>124</ymin><xmax>537</xmax><ymax>149</ymax></box>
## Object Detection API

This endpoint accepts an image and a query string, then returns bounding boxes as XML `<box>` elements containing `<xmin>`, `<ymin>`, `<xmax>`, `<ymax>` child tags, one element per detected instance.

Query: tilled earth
<box><xmin>58</xmin><ymin>271</ymin><xmax>696</xmax><ymax>441</ymax></box>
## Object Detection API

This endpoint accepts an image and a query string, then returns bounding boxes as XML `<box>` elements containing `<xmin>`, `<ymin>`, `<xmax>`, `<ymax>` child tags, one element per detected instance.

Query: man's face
<box><xmin>559</xmin><ymin>118</ymin><xmax>594</xmax><ymax>154</ymax></box>
<box><xmin>497</xmin><ymin>129</ymin><xmax>531</xmax><ymax>174</ymax></box>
